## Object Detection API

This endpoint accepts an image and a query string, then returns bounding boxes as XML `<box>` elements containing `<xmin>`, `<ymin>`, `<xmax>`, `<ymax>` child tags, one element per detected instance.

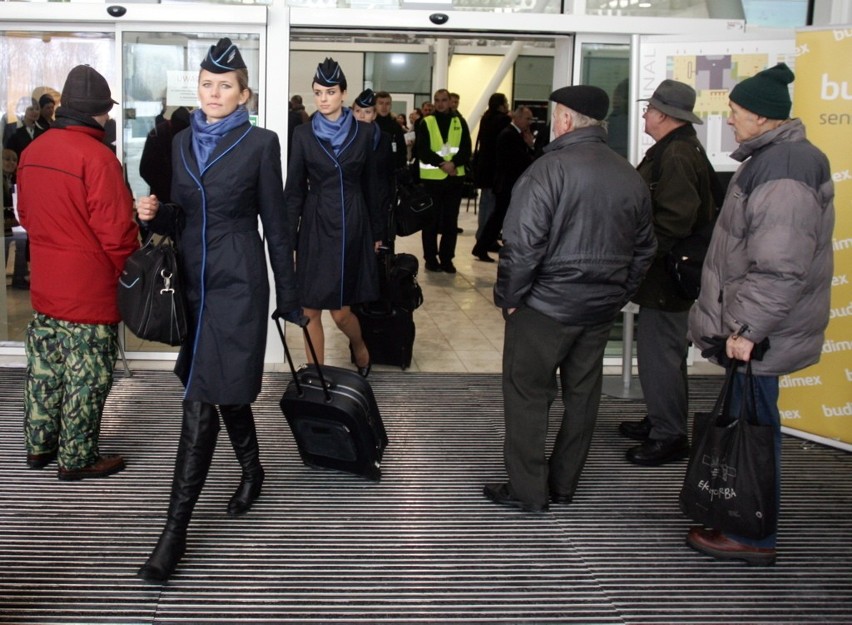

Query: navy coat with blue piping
<box><xmin>285</xmin><ymin>116</ymin><xmax>383</xmax><ymax>309</ymax></box>
<box><xmin>148</xmin><ymin>120</ymin><xmax>297</xmax><ymax>405</ymax></box>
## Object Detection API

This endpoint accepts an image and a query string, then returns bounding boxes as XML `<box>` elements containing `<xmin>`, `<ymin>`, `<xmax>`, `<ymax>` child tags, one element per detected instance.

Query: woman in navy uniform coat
<box><xmin>285</xmin><ymin>58</ymin><xmax>383</xmax><ymax>376</ymax></box>
<box><xmin>135</xmin><ymin>38</ymin><xmax>299</xmax><ymax>583</ymax></box>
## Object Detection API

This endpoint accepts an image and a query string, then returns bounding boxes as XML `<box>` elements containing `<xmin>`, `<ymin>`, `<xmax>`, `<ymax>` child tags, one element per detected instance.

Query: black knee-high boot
<box><xmin>138</xmin><ymin>400</ymin><xmax>219</xmax><ymax>583</ymax></box>
<box><xmin>220</xmin><ymin>404</ymin><xmax>264</xmax><ymax>517</ymax></box>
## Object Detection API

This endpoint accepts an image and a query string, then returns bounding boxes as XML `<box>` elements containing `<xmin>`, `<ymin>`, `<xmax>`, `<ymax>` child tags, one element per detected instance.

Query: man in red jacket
<box><xmin>17</xmin><ymin>65</ymin><xmax>139</xmax><ymax>480</ymax></box>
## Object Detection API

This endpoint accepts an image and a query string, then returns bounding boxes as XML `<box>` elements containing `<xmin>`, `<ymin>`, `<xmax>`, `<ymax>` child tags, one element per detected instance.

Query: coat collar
<box><xmin>182</xmin><ymin>121</ymin><xmax>252</xmax><ymax>177</ymax></box>
<box><xmin>730</xmin><ymin>118</ymin><xmax>804</xmax><ymax>163</ymax></box>
<box><xmin>543</xmin><ymin>125</ymin><xmax>607</xmax><ymax>154</ymax></box>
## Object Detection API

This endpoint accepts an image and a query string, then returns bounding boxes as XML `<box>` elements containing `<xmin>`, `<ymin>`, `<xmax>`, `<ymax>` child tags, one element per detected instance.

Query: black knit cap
<box><xmin>355</xmin><ymin>88</ymin><xmax>376</xmax><ymax>108</ymax></box>
<box><xmin>60</xmin><ymin>65</ymin><xmax>117</xmax><ymax>116</ymax></box>
<box><xmin>729</xmin><ymin>63</ymin><xmax>794</xmax><ymax>120</ymax></box>
<box><xmin>549</xmin><ymin>85</ymin><xmax>609</xmax><ymax>121</ymax></box>
<box><xmin>314</xmin><ymin>58</ymin><xmax>347</xmax><ymax>91</ymax></box>
<box><xmin>38</xmin><ymin>94</ymin><xmax>55</xmax><ymax>108</ymax></box>
<box><xmin>200</xmin><ymin>37</ymin><xmax>247</xmax><ymax>74</ymax></box>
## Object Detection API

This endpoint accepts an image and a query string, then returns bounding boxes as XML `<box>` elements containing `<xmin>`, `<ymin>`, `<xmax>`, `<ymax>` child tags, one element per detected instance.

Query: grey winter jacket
<box><xmin>688</xmin><ymin>119</ymin><xmax>835</xmax><ymax>376</ymax></box>
<box><xmin>494</xmin><ymin>126</ymin><xmax>656</xmax><ymax>326</ymax></box>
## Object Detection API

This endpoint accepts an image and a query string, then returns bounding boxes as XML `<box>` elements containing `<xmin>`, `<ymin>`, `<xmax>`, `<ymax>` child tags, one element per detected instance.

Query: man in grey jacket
<box><xmin>687</xmin><ymin>63</ymin><xmax>834</xmax><ymax>565</ymax></box>
<box><xmin>485</xmin><ymin>85</ymin><xmax>656</xmax><ymax>513</ymax></box>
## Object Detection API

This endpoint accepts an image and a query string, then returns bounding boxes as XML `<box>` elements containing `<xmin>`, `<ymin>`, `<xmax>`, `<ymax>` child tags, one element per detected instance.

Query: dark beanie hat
<box><xmin>729</xmin><ymin>63</ymin><xmax>794</xmax><ymax>120</ymax></box>
<box><xmin>60</xmin><ymin>65</ymin><xmax>117</xmax><ymax>116</ymax></box>
<box><xmin>355</xmin><ymin>88</ymin><xmax>376</xmax><ymax>108</ymax></box>
<box><xmin>201</xmin><ymin>37</ymin><xmax>247</xmax><ymax>74</ymax></box>
<box><xmin>314</xmin><ymin>58</ymin><xmax>347</xmax><ymax>91</ymax></box>
<box><xmin>549</xmin><ymin>85</ymin><xmax>609</xmax><ymax>121</ymax></box>
<box><xmin>38</xmin><ymin>94</ymin><xmax>55</xmax><ymax>108</ymax></box>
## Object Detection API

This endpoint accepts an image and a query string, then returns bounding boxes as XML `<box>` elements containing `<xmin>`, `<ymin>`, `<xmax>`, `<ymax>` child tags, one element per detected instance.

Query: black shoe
<box><xmin>456</xmin><ymin>227</ymin><xmax>464</xmax><ymax>234</ymax></box>
<box><xmin>424</xmin><ymin>260</ymin><xmax>442</xmax><ymax>272</ymax></box>
<box><xmin>228</xmin><ymin>468</ymin><xmax>265</xmax><ymax>517</ymax></box>
<box><xmin>138</xmin><ymin>528</ymin><xmax>187</xmax><ymax>583</ymax></box>
<box><xmin>11</xmin><ymin>279</ymin><xmax>30</xmax><ymax>290</ymax></box>
<box><xmin>26</xmin><ymin>450</ymin><xmax>57</xmax><ymax>469</ymax></box>
<box><xmin>472</xmin><ymin>249</ymin><xmax>495</xmax><ymax>263</ymax></box>
<box><xmin>626</xmin><ymin>437</ymin><xmax>689</xmax><ymax>466</ymax></box>
<box><xmin>357</xmin><ymin>362</ymin><xmax>371</xmax><ymax>378</ymax></box>
<box><xmin>487</xmin><ymin>243</ymin><xmax>502</xmax><ymax>253</ymax></box>
<box><xmin>619</xmin><ymin>416</ymin><xmax>651</xmax><ymax>442</ymax></box>
<box><xmin>550</xmin><ymin>491</ymin><xmax>573</xmax><ymax>505</ymax></box>
<box><xmin>483</xmin><ymin>482</ymin><xmax>548</xmax><ymax>513</ymax></box>
<box><xmin>440</xmin><ymin>261</ymin><xmax>457</xmax><ymax>274</ymax></box>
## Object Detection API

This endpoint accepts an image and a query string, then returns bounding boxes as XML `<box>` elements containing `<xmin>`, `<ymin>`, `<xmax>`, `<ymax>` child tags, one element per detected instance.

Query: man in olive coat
<box><xmin>619</xmin><ymin>80</ymin><xmax>718</xmax><ymax>466</ymax></box>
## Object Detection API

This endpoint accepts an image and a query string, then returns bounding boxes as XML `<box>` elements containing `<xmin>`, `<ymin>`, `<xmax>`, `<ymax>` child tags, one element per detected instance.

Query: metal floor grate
<box><xmin>0</xmin><ymin>367</ymin><xmax>850</xmax><ymax>624</ymax></box>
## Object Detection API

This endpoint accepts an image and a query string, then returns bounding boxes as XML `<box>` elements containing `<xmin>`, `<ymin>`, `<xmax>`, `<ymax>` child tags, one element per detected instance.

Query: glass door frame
<box><xmin>0</xmin><ymin>3</ymin><xmax>269</xmax><ymax>362</ymax></box>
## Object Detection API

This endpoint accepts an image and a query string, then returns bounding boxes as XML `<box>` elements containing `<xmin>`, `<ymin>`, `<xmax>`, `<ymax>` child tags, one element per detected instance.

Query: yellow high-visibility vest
<box><xmin>419</xmin><ymin>115</ymin><xmax>466</xmax><ymax>180</ymax></box>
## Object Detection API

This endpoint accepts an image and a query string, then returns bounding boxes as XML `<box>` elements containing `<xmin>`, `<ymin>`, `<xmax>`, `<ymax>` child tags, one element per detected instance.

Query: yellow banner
<box><xmin>779</xmin><ymin>28</ymin><xmax>852</xmax><ymax>449</ymax></box>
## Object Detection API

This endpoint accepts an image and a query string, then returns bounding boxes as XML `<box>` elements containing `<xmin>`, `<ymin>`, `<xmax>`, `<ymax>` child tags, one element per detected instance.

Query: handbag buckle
<box><xmin>160</xmin><ymin>269</ymin><xmax>174</xmax><ymax>294</ymax></box>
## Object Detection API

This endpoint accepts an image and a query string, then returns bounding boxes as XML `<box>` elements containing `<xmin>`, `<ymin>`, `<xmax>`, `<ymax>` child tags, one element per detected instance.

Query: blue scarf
<box><xmin>312</xmin><ymin>107</ymin><xmax>354</xmax><ymax>156</ymax></box>
<box><xmin>190</xmin><ymin>106</ymin><xmax>250</xmax><ymax>170</ymax></box>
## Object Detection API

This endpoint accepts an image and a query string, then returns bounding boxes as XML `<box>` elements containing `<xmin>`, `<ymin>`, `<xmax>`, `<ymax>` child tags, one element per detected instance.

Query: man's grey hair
<box><xmin>568</xmin><ymin>108</ymin><xmax>607</xmax><ymax>131</ymax></box>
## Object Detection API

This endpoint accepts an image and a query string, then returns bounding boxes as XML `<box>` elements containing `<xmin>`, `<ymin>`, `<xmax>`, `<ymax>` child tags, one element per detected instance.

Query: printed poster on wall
<box><xmin>777</xmin><ymin>27</ymin><xmax>852</xmax><ymax>450</ymax></box>
<box><xmin>635</xmin><ymin>38</ymin><xmax>796</xmax><ymax>171</ymax></box>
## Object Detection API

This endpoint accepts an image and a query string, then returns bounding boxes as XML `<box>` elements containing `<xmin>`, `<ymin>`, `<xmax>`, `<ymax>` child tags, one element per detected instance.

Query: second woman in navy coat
<box><xmin>285</xmin><ymin>58</ymin><xmax>383</xmax><ymax>374</ymax></box>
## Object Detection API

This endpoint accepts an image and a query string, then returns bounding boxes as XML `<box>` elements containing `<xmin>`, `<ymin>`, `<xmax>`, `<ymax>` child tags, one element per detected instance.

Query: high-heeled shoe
<box><xmin>357</xmin><ymin>362</ymin><xmax>371</xmax><ymax>378</ymax></box>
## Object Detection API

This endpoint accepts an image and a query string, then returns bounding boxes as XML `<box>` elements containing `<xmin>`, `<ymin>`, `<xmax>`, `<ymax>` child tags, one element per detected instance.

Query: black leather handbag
<box><xmin>117</xmin><ymin>232</ymin><xmax>188</xmax><ymax>346</ymax></box>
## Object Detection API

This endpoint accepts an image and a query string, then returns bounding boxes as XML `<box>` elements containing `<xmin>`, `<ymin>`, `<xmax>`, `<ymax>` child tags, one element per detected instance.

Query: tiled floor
<box><xmin>321</xmin><ymin>205</ymin><xmax>506</xmax><ymax>374</ymax></box>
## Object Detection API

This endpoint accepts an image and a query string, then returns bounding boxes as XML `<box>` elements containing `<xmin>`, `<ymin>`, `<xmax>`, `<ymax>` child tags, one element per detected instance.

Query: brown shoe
<box><xmin>686</xmin><ymin>526</ymin><xmax>776</xmax><ymax>566</ymax></box>
<box><xmin>27</xmin><ymin>450</ymin><xmax>57</xmax><ymax>469</ymax></box>
<box><xmin>58</xmin><ymin>455</ymin><xmax>126</xmax><ymax>481</ymax></box>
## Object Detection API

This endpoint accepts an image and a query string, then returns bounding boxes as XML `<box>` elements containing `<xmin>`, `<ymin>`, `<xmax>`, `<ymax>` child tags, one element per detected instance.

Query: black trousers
<box><xmin>473</xmin><ymin>188</ymin><xmax>510</xmax><ymax>254</ymax></box>
<box><xmin>502</xmin><ymin>306</ymin><xmax>614</xmax><ymax>507</ymax></box>
<box><xmin>420</xmin><ymin>178</ymin><xmax>463</xmax><ymax>264</ymax></box>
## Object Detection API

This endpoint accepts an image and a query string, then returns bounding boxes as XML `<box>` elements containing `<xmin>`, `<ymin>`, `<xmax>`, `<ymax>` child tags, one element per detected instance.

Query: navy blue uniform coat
<box><xmin>150</xmin><ymin>121</ymin><xmax>297</xmax><ymax>405</ymax></box>
<box><xmin>285</xmin><ymin>118</ymin><xmax>382</xmax><ymax>310</ymax></box>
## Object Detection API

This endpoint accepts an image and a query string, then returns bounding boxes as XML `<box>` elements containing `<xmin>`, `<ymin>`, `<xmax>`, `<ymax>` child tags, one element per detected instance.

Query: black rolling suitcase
<box><xmin>353</xmin><ymin>246</ymin><xmax>421</xmax><ymax>370</ymax></box>
<box><xmin>275</xmin><ymin>317</ymin><xmax>388</xmax><ymax>481</ymax></box>
<box><xmin>354</xmin><ymin>301</ymin><xmax>415</xmax><ymax>370</ymax></box>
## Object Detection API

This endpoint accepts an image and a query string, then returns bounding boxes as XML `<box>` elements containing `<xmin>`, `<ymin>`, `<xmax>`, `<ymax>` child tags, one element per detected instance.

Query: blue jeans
<box><xmin>725</xmin><ymin>371</ymin><xmax>781</xmax><ymax>548</ymax></box>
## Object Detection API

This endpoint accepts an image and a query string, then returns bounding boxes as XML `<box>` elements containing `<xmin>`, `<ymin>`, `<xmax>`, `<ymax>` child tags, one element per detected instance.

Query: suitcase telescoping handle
<box><xmin>273</xmin><ymin>316</ymin><xmax>333</xmax><ymax>403</ymax></box>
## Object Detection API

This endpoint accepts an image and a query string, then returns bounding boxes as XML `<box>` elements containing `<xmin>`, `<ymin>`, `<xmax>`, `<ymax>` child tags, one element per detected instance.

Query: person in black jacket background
<box><xmin>138</xmin><ymin>106</ymin><xmax>190</xmax><ymax>203</ymax></box>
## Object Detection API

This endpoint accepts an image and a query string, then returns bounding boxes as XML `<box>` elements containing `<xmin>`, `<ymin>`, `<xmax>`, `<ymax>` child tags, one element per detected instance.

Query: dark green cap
<box><xmin>729</xmin><ymin>63</ymin><xmax>794</xmax><ymax>120</ymax></box>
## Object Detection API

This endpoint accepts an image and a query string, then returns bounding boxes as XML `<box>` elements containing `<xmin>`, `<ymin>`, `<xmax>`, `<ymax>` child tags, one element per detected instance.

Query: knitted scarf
<box><xmin>190</xmin><ymin>106</ymin><xmax>249</xmax><ymax>170</ymax></box>
<box><xmin>312</xmin><ymin>107</ymin><xmax>354</xmax><ymax>156</ymax></box>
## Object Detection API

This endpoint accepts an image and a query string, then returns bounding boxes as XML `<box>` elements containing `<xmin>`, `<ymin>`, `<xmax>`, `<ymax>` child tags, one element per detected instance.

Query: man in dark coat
<box><xmin>472</xmin><ymin>105</ymin><xmax>535</xmax><ymax>262</ymax></box>
<box><xmin>618</xmin><ymin>80</ymin><xmax>718</xmax><ymax>467</ymax></box>
<box><xmin>374</xmin><ymin>91</ymin><xmax>407</xmax><ymax>171</ymax></box>
<box><xmin>471</xmin><ymin>93</ymin><xmax>510</xmax><ymax>261</ymax></box>
<box><xmin>485</xmin><ymin>86</ymin><xmax>655</xmax><ymax>513</ymax></box>
<box><xmin>139</xmin><ymin>106</ymin><xmax>190</xmax><ymax>203</ymax></box>
<box><xmin>6</xmin><ymin>104</ymin><xmax>42</xmax><ymax>157</ymax></box>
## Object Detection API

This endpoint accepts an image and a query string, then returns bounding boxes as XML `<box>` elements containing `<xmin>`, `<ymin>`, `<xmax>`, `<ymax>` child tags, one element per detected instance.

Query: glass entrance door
<box><xmin>1</xmin><ymin>28</ymin><xmax>116</xmax><ymax>346</ymax></box>
<box><xmin>0</xmin><ymin>4</ymin><xmax>266</xmax><ymax>360</ymax></box>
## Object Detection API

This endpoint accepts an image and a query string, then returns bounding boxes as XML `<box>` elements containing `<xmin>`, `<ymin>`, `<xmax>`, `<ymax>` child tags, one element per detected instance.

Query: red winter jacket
<box><xmin>17</xmin><ymin>118</ymin><xmax>139</xmax><ymax>325</ymax></box>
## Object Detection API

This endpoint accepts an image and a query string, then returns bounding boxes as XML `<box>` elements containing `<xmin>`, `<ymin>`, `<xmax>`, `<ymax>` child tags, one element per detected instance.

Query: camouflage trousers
<box><xmin>24</xmin><ymin>313</ymin><xmax>118</xmax><ymax>470</ymax></box>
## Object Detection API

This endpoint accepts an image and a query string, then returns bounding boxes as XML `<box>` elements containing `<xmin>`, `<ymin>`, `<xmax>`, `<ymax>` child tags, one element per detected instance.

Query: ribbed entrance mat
<box><xmin>0</xmin><ymin>367</ymin><xmax>850</xmax><ymax>624</ymax></box>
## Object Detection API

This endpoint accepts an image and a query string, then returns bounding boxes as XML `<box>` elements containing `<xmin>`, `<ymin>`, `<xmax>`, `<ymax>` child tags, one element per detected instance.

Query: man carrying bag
<box><xmin>686</xmin><ymin>64</ymin><xmax>834</xmax><ymax>566</ymax></box>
